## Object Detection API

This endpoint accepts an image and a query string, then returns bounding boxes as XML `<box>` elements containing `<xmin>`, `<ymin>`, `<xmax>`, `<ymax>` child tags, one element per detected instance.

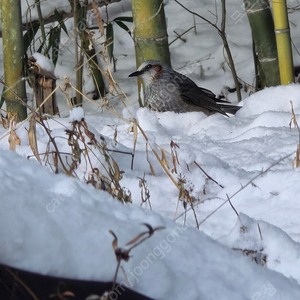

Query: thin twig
<box><xmin>194</xmin><ymin>161</ymin><xmax>224</xmax><ymax>188</ymax></box>
<box><xmin>190</xmin><ymin>202</ymin><xmax>200</xmax><ymax>229</ymax></box>
<box><xmin>4</xmin><ymin>267</ymin><xmax>40</xmax><ymax>300</ymax></box>
<box><xmin>197</xmin><ymin>152</ymin><xmax>294</xmax><ymax>226</ymax></box>
<box><xmin>257</xmin><ymin>223</ymin><xmax>263</xmax><ymax>241</ymax></box>
<box><xmin>175</xmin><ymin>152</ymin><xmax>294</xmax><ymax>224</ymax></box>
<box><xmin>174</xmin><ymin>0</ymin><xmax>242</xmax><ymax>102</ymax></box>
<box><xmin>226</xmin><ymin>193</ymin><xmax>244</xmax><ymax>225</ymax></box>
<box><xmin>227</xmin><ymin>193</ymin><xmax>239</xmax><ymax>217</ymax></box>
<box><xmin>169</xmin><ymin>26</ymin><xmax>195</xmax><ymax>46</ymax></box>
<box><xmin>111</xmin><ymin>260</ymin><xmax>121</xmax><ymax>292</ymax></box>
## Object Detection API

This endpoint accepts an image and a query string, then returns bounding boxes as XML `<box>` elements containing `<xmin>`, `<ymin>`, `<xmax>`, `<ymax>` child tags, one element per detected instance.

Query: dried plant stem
<box><xmin>290</xmin><ymin>101</ymin><xmax>300</xmax><ymax>167</ymax></box>
<box><xmin>194</xmin><ymin>161</ymin><xmax>224</xmax><ymax>188</ymax></box>
<box><xmin>111</xmin><ymin>260</ymin><xmax>121</xmax><ymax>293</ymax></box>
<box><xmin>134</xmin><ymin>120</ymin><xmax>179</xmax><ymax>188</ymax></box>
<box><xmin>173</xmin><ymin>198</ymin><xmax>180</xmax><ymax>220</ymax></box>
<box><xmin>38</xmin><ymin>118</ymin><xmax>74</xmax><ymax>176</ymax></box>
<box><xmin>4</xmin><ymin>267</ymin><xmax>39</xmax><ymax>300</ymax></box>
<box><xmin>190</xmin><ymin>202</ymin><xmax>200</xmax><ymax>229</ymax></box>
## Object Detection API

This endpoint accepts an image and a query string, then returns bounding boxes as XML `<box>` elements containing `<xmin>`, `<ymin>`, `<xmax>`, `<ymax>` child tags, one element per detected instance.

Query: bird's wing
<box><xmin>181</xmin><ymin>88</ymin><xmax>228</xmax><ymax>116</ymax></box>
<box><xmin>172</xmin><ymin>72</ymin><xmax>241</xmax><ymax>115</ymax></box>
<box><xmin>174</xmin><ymin>73</ymin><xmax>227</xmax><ymax>115</ymax></box>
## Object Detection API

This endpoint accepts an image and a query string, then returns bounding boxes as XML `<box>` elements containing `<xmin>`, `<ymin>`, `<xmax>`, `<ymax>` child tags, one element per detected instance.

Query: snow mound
<box><xmin>219</xmin><ymin>213</ymin><xmax>300</xmax><ymax>285</ymax></box>
<box><xmin>1</xmin><ymin>149</ymin><xmax>300</xmax><ymax>300</ymax></box>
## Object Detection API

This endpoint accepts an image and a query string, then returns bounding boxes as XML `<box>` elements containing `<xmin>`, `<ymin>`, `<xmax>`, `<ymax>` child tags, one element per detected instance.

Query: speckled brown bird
<box><xmin>129</xmin><ymin>60</ymin><xmax>241</xmax><ymax>116</ymax></box>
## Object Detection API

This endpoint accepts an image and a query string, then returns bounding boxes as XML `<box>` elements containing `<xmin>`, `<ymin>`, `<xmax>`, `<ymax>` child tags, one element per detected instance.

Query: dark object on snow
<box><xmin>0</xmin><ymin>263</ymin><xmax>155</xmax><ymax>300</ymax></box>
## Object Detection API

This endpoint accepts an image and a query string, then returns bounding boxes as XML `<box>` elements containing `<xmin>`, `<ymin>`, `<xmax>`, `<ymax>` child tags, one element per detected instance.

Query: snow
<box><xmin>69</xmin><ymin>106</ymin><xmax>85</xmax><ymax>122</ymax></box>
<box><xmin>1</xmin><ymin>0</ymin><xmax>300</xmax><ymax>299</ymax></box>
<box><xmin>32</xmin><ymin>52</ymin><xmax>55</xmax><ymax>74</ymax></box>
<box><xmin>1</xmin><ymin>149</ymin><xmax>300</xmax><ymax>299</ymax></box>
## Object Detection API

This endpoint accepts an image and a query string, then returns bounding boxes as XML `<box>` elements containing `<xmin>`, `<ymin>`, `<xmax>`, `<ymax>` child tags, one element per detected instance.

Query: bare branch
<box><xmin>174</xmin><ymin>0</ymin><xmax>242</xmax><ymax>102</ymax></box>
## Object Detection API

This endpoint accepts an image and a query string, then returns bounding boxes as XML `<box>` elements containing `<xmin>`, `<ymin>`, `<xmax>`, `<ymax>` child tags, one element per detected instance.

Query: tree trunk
<box><xmin>132</xmin><ymin>0</ymin><xmax>171</xmax><ymax>106</ymax></box>
<box><xmin>244</xmin><ymin>0</ymin><xmax>280</xmax><ymax>88</ymax></box>
<box><xmin>0</xmin><ymin>0</ymin><xmax>27</xmax><ymax>122</ymax></box>
<box><xmin>272</xmin><ymin>0</ymin><xmax>294</xmax><ymax>84</ymax></box>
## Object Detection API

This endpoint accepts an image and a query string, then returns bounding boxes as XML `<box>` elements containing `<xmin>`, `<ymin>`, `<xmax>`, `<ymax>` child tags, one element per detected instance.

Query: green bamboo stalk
<box><xmin>0</xmin><ymin>0</ymin><xmax>27</xmax><ymax>122</ymax></box>
<box><xmin>244</xmin><ymin>0</ymin><xmax>280</xmax><ymax>87</ymax></box>
<box><xmin>132</xmin><ymin>0</ymin><xmax>171</xmax><ymax>106</ymax></box>
<box><xmin>272</xmin><ymin>0</ymin><xmax>294</xmax><ymax>84</ymax></box>
<box><xmin>132</xmin><ymin>0</ymin><xmax>170</xmax><ymax>66</ymax></box>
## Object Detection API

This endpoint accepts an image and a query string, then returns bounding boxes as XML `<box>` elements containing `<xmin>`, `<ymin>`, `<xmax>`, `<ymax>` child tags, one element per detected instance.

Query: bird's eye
<box><xmin>146</xmin><ymin>64</ymin><xmax>152</xmax><ymax>69</ymax></box>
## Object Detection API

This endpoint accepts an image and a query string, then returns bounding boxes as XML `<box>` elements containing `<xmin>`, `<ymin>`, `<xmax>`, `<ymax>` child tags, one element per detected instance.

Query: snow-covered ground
<box><xmin>1</xmin><ymin>0</ymin><xmax>300</xmax><ymax>299</ymax></box>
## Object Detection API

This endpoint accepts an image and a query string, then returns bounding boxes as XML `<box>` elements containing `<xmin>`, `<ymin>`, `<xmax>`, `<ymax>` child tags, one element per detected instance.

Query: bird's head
<box><xmin>128</xmin><ymin>60</ymin><xmax>169</xmax><ymax>86</ymax></box>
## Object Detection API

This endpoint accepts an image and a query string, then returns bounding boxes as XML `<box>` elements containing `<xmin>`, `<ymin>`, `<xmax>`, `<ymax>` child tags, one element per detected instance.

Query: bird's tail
<box><xmin>217</xmin><ymin>102</ymin><xmax>241</xmax><ymax>115</ymax></box>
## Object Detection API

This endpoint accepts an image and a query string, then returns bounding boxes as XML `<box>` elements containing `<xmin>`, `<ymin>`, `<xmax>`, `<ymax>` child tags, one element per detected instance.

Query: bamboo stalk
<box><xmin>132</xmin><ymin>0</ymin><xmax>171</xmax><ymax>106</ymax></box>
<box><xmin>132</xmin><ymin>0</ymin><xmax>170</xmax><ymax>66</ymax></box>
<box><xmin>0</xmin><ymin>0</ymin><xmax>27</xmax><ymax>122</ymax></box>
<box><xmin>244</xmin><ymin>0</ymin><xmax>280</xmax><ymax>87</ymax></box>
<box><xmin>272</xmin><ymin>0</ymin><xmax>294</xmax><ymax>84</ymax></box>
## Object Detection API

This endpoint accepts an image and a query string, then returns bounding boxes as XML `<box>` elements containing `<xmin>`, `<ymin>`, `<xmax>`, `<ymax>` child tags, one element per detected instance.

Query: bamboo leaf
<box><xmin>106</xmin><ymin>23</ymin><xmax>114</xmax><ymax>62</ymax></box>
<box><xmin>78</xmin><ymin>6</ymin><xmax>86</xmax><ymax>35</ymax></box>
<box><xmin>113</xmin><ymin>16</ymin><xmax>133</xmax><ymax>22</ymax></box>
<box><xmin>133</xmin><ymin>122</ymin><xmax>137</xmax><ymax>154</ymax></box>
<box><xmin>125</xmin><ymin>232</ymin><xmax>148</xmax><ymax>246</ymax></box>
<box><xmin>62</xmin><ymin>291</ymin><xmax>75</xmax><ymax>297</ymax></box>
<box><xmin>115</xmin><ymin>20</ymin><xmax>131</xmax><ymax>37</ymax></box>
<box><xmin>111</xmin><ymin>157</ymin><xmax>121</xmax><ymax>181</ymax></box>
<box><xmin>49</xmin><ymin>26</ymin><xmax>61</xmax><ymax>66</ymax></box>
<box><xmin>23</xmin><ymin>23</ymin><xmax>40</xmax><ymax>51</ymax></box>
<box><xmin>142</xmin><ymin>223</ymin><xmax>154</xmax><ymax>235</ymax></box>
<box><xmin>28</xmin><ymin>114</ymin><xmax>40</xmax><ymax>162</ymax></box>
<box><xmin>8</xmin><ymin>119</ymin><xmax>21</xmax><ymax>150</ymax></box>
<box><xmin>54</xmin><ymin>8</ymin><xmax>68</xmax><ymax>35</ymax></box>
<box><xmin>0</xmin><ymin>86</ymin><xmax>5</xmax><ymax>108</ymax></box>
<box><xmin>8</xmin><ymin>132</ymin><xmax>16</xmax><ymax>151</ymax></box>
<box><xmin>37</xmin><ymin>41</ymin><xmax>45</xmax><ymax>54</ymax></box>
<box><xmin>109</xmin><ymin>230</ymin><xmax>118</xmax><ymax>249</ymax></box>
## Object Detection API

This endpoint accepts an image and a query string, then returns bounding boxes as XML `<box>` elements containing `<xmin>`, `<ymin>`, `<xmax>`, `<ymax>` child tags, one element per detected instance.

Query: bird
<box><xmin>128</xmin><ymin>60</ymin><xmax>241</xmax><ymax>116</ymax></box>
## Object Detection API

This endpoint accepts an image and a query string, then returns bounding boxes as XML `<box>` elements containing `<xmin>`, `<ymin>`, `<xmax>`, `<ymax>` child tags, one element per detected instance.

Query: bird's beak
<box><xmin>128</xmin><ymin>70</ymin><xmax>142</xmax><ymax>77</ymax></box>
